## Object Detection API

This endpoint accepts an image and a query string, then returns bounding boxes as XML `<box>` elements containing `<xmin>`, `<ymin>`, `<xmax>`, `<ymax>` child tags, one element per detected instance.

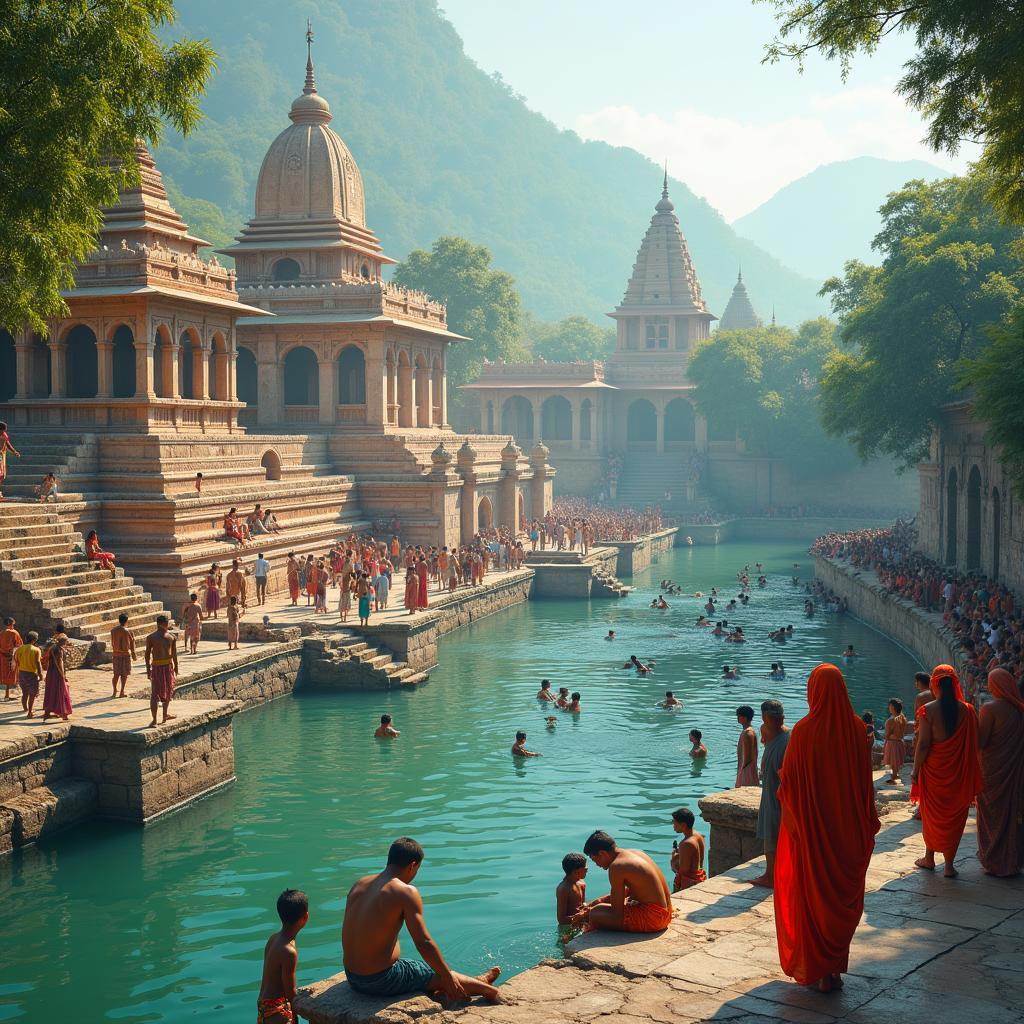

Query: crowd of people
<box><xmin>812</xmin><ymin>520</ymin><xmax>1022</xmax><ymax>703</ymax></box>
<box><xmin>548</xmin><ymin>498</ymin><xmax>663</xmax><ymax>542</ymax></box>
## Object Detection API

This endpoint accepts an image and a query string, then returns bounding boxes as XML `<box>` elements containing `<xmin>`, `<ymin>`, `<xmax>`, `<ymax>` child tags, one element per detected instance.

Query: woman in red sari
<box><xmin>0</xmin><ymin>421</ymin><xmax>21</xmax><ymax>501</ymax></box>
<box><xmin>976</xmin><ymin>668</ymin><xmax>1024</xmax><ymax>877</ymax></box>
<box><xmin>85</xmin><ymin>530</ymin><xmax>116</xmax><ymax>575</ymax></box>
<box><xmin>416</xmin><ymin>555</ymin><xmax>429</xmax><ymax>610</ymax></box>
<box><xmin>911</xmin><ymin>664</ymin><xmax>982</xmax><ymax>877</ymax></box>
<box><xmin>41</xmin><ymin>629</ymin><xmax>73</xmax><ymax>722</ymax></box>
<box><xmin>404</xmin><ymin>566</ymin><xmax>420</xmax><ymax>615</ymax></box>
<box><xmin>774</xmin><ymin>663</ymin><xmax>879</xmax><ymax>993</ymax></box>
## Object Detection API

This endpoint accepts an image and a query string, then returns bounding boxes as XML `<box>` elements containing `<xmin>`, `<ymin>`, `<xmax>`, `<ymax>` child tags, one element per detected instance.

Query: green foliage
<box><xmin>688</xmin><ymin>318</ymin><xmax>855</xmax><ymax>471</ymax></box>
<box><xmin>155</xmin><ymin>0</ymin><xmax>825</xmax><ymax>324</ymax></box>
<box><xmin>393</xmin><ymin>236</ymin><xmax>526</xmax><ymax>429</ymax></box>
<box><xmin>761</xmin><ymin>0</ymin><xmax>1024</xmax><ymax>223</ymax></box>
<box><xmin>0</xmin><ymin>0</ymin><xmax>214</xmax><ymax>333</ymax></box>
<box><xmin>164</xmin><ymin>179</ymin><xmax>236</xmax><ymax>257</ymax></box>
<box><xmin>818</xmin><ymin>173</ymin><xmax>1024</xmax><ymax>466</ymax></box>
<box><xmin>959</xmin><ymin>307</ymin><xmax>1024</xmax><ymax>500</ymax></box>
<box><xmin>522</xmin><ymin>314</ymin><xmax>615</xmax><ymax>362</ymax></box>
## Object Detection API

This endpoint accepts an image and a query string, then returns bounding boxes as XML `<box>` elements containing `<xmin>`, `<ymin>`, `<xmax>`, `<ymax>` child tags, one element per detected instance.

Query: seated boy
<box><xmin>669</xmin><ymin>807</ymin><xmax>707</xmax><ymax>892</ymax></box>
<box><xmin>555</xmin><ymin>852</ymin><xmax>588</xmax><ymax>934</ymax></box>
<box><xmin>257</xmin><ymin>888</ymin><xmax>308</xmax><ymax>1023</ymax></box>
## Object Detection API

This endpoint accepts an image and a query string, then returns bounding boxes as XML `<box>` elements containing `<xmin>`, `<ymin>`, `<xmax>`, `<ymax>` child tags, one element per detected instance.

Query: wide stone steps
<box><xmin>303</xmin><ymin>633</ymin><xmax>429</xmax><ymax>689</ymax></box>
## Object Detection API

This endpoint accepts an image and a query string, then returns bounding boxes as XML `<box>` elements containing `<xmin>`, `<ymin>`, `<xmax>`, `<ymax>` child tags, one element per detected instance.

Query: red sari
<box><xmin>416</xmin><ymin>559</ymin><xmax>428</xmax><ymax>609</ymax></box>
<box><xmin>912</xmin><ymin>665</ymin><xmax>982</xmax><ymax>856</ymax></box>
<box><xmin>774</xmin><ymin>664</ymin><xmax>879</xmax><ymax>987</ymax></box>
<box><xmin>404</xmin><ymin>571</ymin><xmax>419</xmax><ymax>611</ymax></box>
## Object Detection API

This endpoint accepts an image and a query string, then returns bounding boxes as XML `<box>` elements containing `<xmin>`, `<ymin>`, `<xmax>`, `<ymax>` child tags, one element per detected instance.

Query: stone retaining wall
<box><xmin>681</xmin><ymin>516</ymin><xmax>893</xmax><ymax>546</ymax></box>
<box><xmin>600</xmin><ymin>528</ymin><xmax>678</xmax><ymax>576</ymax></box>
<box><xmin>813</xmin><ymin>555</ymin><xmax>964</xmax><ymax>676</ymax></box>
<box><xmin>530</xmin><ymin>549</ymin><xmax>619</xmax><ymax>599</ymax></box>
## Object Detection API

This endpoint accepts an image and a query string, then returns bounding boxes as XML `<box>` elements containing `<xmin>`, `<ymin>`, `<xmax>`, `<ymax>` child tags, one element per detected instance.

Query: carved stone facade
<box><xmin>917</xmin><ymin>400</ymin><xmax>1024</xmax><ymax>591</ymax></box>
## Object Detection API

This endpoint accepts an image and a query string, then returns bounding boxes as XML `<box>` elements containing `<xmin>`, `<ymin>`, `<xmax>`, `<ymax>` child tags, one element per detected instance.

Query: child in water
<box><xmin>688</xmin><ymin>729</ymin><xmax>708</xmax><ymax>758</ymax></box>
<box><xmin>555</xmin><ymin>852</ymin><xmax>588</xmax><ymax>935</ymax></box>
<box><xmin>256</xmin><ymin>889</ymin><xmax>308</xmax><ymax>1024</ymax></box>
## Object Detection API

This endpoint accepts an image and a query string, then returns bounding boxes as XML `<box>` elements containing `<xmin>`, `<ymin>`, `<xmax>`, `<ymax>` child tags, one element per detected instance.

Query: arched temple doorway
<box><xmin>0</xmin><ymin>330</ymin><xmax>15</xmax><ymax>402</ymax></box>
<box><xmin>626</xmin><ymin>398</ymin><xmax>657</xmax><ymax>448</ymax></box>
<box><xmin>664</xmin><ymin>398</ymin><xmax>696</xmax><ymax>447</ymax></box>
<box><xmin>261</xmin><ymin>449</ymin><xmax>282</xmax><ymax>481</ymax></box>
<box><xmin>501</xmin><ymin>396</ymin><xmax>534</xmax><ymax>440</ymax></box>
<box><xmin>111</xmin><ymin>325</ymin><xmax>136</xmax><ymax>398</ymax></box>
<box><xmin>237</xmin><ymin>346</ymin><xmax>258</xmax><ymax>407</ymax></box>
<box><xmin>66</xmin><ymin>324</ymin><xmax>98</xmax><ymax>398</ymax></box>
<box><xmin>283</xmin><ymin>346</ymin><xmax>319</xmax><ymax>407</ymax></box>
<box><xmin>477</xmin><ymin>495</ymin><xmax>493</xmax><ymax>532</ymax></box>
<box><xmin>337</xmin><ymin>345</ymin><xmax>366</xmax><ymax>405</ymax></box>
<box><xmin>541</xmin><ymin>395</ymin><xmax>572</xmax><ymax>441</ymax></box>
<box><xmin>397</xmin><ymin>351</ymin><xmax>413</xmax><ymax>427</ymax></box>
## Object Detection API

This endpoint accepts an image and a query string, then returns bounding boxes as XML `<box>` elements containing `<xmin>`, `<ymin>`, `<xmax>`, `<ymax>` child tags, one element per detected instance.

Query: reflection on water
<box><xmin>0</xmin><ymin>540</ymin><xmax>921</xmax><ymax>1022</ymax></box>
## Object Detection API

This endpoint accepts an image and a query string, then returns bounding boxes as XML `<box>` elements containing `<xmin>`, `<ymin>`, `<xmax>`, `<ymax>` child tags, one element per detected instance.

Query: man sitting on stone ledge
<box><xmin>571</xmin><ymin>830</ymin><xmax>672</xmax><ymax>933</ymax></box>
<box><xmin>341</xmin><ymin>838</ymin><xmax>501</xmax><ymax>1003</ymax></box>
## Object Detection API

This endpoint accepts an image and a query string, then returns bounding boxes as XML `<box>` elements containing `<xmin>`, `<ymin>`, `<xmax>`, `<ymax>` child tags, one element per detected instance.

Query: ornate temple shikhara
<box><xmin>464</xmin><ymin>177</ymin><xmax>749</xmax><ymax>508</ymax></box>
<box><xmin>0</xmin><ymin>45</ymin><xmax>552</xmax><ymax>618</ymax></box>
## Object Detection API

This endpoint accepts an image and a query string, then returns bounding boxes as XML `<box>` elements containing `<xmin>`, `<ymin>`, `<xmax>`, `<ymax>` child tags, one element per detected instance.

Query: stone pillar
<box><xmin>571</xmin><ymin>396</ymin><xmax>582</xmax><ymax>451</ymax></box>
<box><xmin>196</xmin><ymin>343</ymin><xmax>211</xmax><ymax>401</ymax></box>
<box><xmin>365</xmin><ymin>353</ymin><xmax>385</xmax><ymax>426</ymax></box>
<box><xmin>500</xmin><ymin>441</ymin><xmax>522</xmax><ymax>531</ymax></box>
<box><xmin>164</xmin><ymin>340</ymin><xmax>180</xmax><ymax>399</ymax></box>
<box><xmin>656</xmin><ymin>401</ymin><xmax>665</xmax><ymax>454</ymax></box>
<box><xmin>134</xmin><ymin>337</ymin><xmax>155</xmax><ymax>399</ymax></box>
<box><xmin>695</xmin><ymin>413</ymin><xmax>708</xmax><ymax>451</ymax></box>
<box><xmin>439</xmin><ymin>352</ymin><xmax>448</xmax><ymax>427</ymax></box>
<box><xmin>227</xmin><ymin>327</ymin><xmax>238</xmax><ymax>402</ymax></box>
<box><xmin>50</xmin><ymin>341</ymin><xmax>68</xmax><ymax>398</ymax></box>
<box><xmin>457</xmin><ymin>441</ymin><xmax>477</xmax><ymax>543</ymax></box>
<box><xmin>258</xmin><ymin>340</ymin><xmax>281</xmax><ymax>425</ymax></box>
<box><xmin>529</xmin><ymin>441</ymin><xmax>550</xmax><ymax>520</ymax></box>
<box><xmin>96</xmin><ymin>340</ymin><xmax>114</xmax><ymax>398</ymax></box>
<box><xmin>318</xmin><ymin>355</ymin><xmax>335</xmax><ymax>426</ymax></box>
<box><xmin>14</xmin><ymin>331</ymin><xmax>32</xmax><ymax>398</ymax></box>
<box><xmin>697</xmin><ymin>787</ymin><xmax>763</xmax><ymax>876</ymax></box>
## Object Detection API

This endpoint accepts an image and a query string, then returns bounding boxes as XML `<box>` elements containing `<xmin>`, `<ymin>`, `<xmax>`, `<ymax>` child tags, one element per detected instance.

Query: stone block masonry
<box><xmin>601</xmin><ymin>527</ymin><xmax>677</xmax><ymax>576</ymax></box>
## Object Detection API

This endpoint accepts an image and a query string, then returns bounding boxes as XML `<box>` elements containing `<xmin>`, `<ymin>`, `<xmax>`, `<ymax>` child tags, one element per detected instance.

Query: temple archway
<box><xmin>966</xmin><ymin>465</ymin><xmax>982</xmax><ymax>569</ymax></box>
<box><xmin>477</xmin><ymin>495</ymin><xmax>493</xmax><ymax>532</ymax></box>
<box><xmin>337</xmin><ymin>345</ymin><xmax>366</xmax><ymax>405</ymax></box>
<box><xmin>153</xmin><ymin>325</ymin><xmax>171</xmax><ymax>398</ymax></box>
<box><xmin>66</xmin><ymin>324</ymin><xmax>98</xmax><ymax>398</ymax></box>
<box><xmin>111</xmin><ymin>325</ymin><xmax>136</xmax><ymax>398</ymax></box>
<box><xmin>30</xmin><ymin>337</ymin><xmax>51</xmax><ymax>397</ymax></box>
<box><xmin>237</xmin><ymin>346</ymin><xmax>258</xmax><ymax>407</ymax></box>
<box><xmin>261</xmin><ymin>449</ymin><xmax>282</xmax><ymax>481</ymax></box>
<box><xmin>664</xmin><ymin>398</ymin><xmax>696</xmax><ymax>446</ymax></box>
<box><xmin>501</xmin><ymin>396</ymin><xmax>533</xmax><ymax>440</ymax></box>
<box><xmin>283</xmin><ymin>346</ymin><xmax>318</xmax><ymax>406</ymax></box>
<box><xmin>0</xmin><ymin>330</ymin><xmax>15</xmax><ymax>401</ymax></box>
<box><xmin>179</xmin><ymin>329</ymin><xmax>200</xmax><ymax>400</ymax></box>
<box><xmin>626</xmin><ymin>398</ymin><xmax>657</xmax><ymax>447</ymax></box>
<box><xmin>209</xmin><ymin>332</ymin><xmax>228</xmax><ymax>401</ymax></box>
<box><xmin>992</xmin><ymin>487</ymin><xmax>1001</xmax><ymax>580</ymax></box>
<box><xmin>946</xmin><ymin>467</ymin><xmax>958</xmax><ymax>564</ymax></box>
<box><xmin>272</xmin><ymin>258</ymin><xmax>300</xmax><ymax>282</ymax></box>
<box><xmin>541</xmin><ymin>395</ymin><xmax>572</xmax><ymax>441</ymax></box>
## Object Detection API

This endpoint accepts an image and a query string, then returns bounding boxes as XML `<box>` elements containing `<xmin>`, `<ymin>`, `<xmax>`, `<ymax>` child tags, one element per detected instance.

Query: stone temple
<box><xmin>0</xmin><ymin>48</ymin><xmax>553</xmax><ymax>636</ymax></box>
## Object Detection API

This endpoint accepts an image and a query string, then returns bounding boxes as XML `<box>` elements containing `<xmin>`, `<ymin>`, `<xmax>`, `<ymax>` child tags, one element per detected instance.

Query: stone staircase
<box><xmin>0</xmin><ymin>504</ymin><xmax>171</xmax><ymax>653</ymax></box>
<box><xmin>614</xmin><ymin>451</ymin><xmax>706</xmax><ymax>513</ymax></box>
<box><xmin>303</xmin><ymin>632</ymin><xmax>430</xmax><ymax>690</ymax></box>
<box><xmin>0</xmin><ymin>433</ymin><xmax>99</xmax><ymax>502</ymax></box>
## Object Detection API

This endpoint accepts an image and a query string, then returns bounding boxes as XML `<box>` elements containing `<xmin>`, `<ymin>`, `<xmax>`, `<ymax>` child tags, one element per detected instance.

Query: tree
<box><xmin>959</xmin><ymin>308</ymin><xmax>1024</xmax><ymax>499</ymax></box>
<box><xmin>688</xmin><ymin>317</ymin><xmax>855</xmax><ymax>471</ymax></box>
<box><xmin>760</xmin><ymin>1</ymin><xmax>1024</xmax><ymax>223</ymax></box>
<box><xmin>523</xmin><ymin>314</ymin><xmax>616</xmax><ymax>362</ymax></box>
<box><xmin>393</xmin><ymin>236</ymin><xmax>526</xmax><ymax>428</ymax></box>
<box><xmin>817</xmin><ymin>173</ymin><xmax>1024</xmax><ymax>467</ymax></box>
<box><xmin>0</xmin><ymin>0</ymin><xmax>214</xmax><ymax>334</ymax></box>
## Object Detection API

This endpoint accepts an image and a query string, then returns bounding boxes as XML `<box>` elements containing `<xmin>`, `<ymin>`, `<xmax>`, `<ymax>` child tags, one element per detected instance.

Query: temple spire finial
<box><xmin>771</xmin><ymin>305</ymin><xmax>776</xmax><ymax>327</ymax></box>
<box><xmin>304</xmin><ymin>20</ymin><xmax>316</xmax><ymax>94</ymax></box>
<box><xmin>737</xmin><ymin>263</ymin><xmax>743</xmax><ymax>284</ymax></box>
<box><xmin>662</xmin><ymin>160</ymin><xmax>669</xmax><ymax>198</ymax></box>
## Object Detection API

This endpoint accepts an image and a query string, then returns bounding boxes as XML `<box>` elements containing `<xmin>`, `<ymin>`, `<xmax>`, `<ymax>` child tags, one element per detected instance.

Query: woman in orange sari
<box><xmin>911</xmin><ymin>664</ymin><xmax>982</xmax><ymax>878</ymax></box>
<box><xmin>976</xmin><ymin>668</ymin><xmax>1024</xmax><ymax>877</ymax></box>
<box><xmin>774</xmin><ymin>664</ymin><xmax>879</xmax><ymax>992</ymax></box>
<box><xmin>85</xmin><ymin>530</ymin><xmax>116</xmax><ymax>575</ymax></box>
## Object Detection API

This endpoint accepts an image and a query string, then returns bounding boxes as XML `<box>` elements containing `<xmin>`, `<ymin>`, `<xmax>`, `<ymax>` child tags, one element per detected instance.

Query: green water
<box><xmin>0</xmin><ymin>541</ymin><xmax>921</xmax><ymax>1022</ymax></box>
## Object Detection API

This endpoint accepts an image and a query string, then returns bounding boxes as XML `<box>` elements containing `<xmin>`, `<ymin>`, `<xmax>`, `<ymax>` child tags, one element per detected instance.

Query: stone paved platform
<box><xmin>295</xmin><ymin>806</ymin><xmax>1024</xmax><ymax>1024</ymax></box>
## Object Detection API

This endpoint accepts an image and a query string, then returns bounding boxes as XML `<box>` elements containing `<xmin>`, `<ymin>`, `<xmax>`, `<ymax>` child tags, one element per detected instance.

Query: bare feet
<box><xmin>477</xmin><ymin>967</ymin><xmax>502</xmax><ymax>1002</ymax></box>
<box><xmin>162</xmin><ymin>713</ymin><xmax>177</xmax><ymax>723</ymax></box>
<box><xmin>148</xmin><ymin>719</ymin><xmax>157</xmax><ymax>728</ymax></box>
<box><xmin>915</xmin><ymin>856</ymin><xmax>936</xmax><ymax>871</ymax></box>
<box><xmin>831</xmin><ymin>973</ymin><xmax>844</xmax><ymax>989</ymax></box>
<box><xmin>816</xmin><ymin>976</ymin><xmax>834</xmax><ymax>993</ymax></box>
<box><xmin>943</xmin><ymin>866</ymin><xmax>959</xmax><ymax>878</ymax></box>
<box><xmin>750</xmin><ymin>874</ymin><xmax>774</xmax><ymax>888</ymax></box>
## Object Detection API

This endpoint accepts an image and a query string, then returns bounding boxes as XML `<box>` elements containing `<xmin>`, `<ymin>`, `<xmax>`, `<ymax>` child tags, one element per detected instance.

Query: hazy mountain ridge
<box><xmin>159</xmin><ymin>0</ymin><xmax>824</xmax><ymax>325</ymax></box>
<box><xmin>731</xmin><ymin>156</ymin><xmax>950</xmax><ymax>284</ymax></box>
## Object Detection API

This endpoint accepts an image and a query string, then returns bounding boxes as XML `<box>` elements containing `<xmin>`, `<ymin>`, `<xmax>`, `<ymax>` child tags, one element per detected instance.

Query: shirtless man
<box><xmin>144</xmin><ymin>614</ymin><xmax>178</xmax><ymax>728</ymax></box>
<box><xmin>342</xmin><ymin>838</ymin><xmax>501</xmax><ymax>1001</ymax></box>
<box><xmin>572</xmin><ymin>831</ymin><xmax>672</xmax><ymax>933</ymax></box>
<box><xmin>623</xmin><ymin>655</ymin><xmax>653</xmax><ymax>674</ymax></box>
<box><xmin>179</xmin><ymin>593</ymin><xmax>203</xmax><ymax>655</ymax></box>
<box><xmin>375</xmin><ymin>713</ymin><xmax>400</xmax><ymax>738</ymax></box>
<box><xmin>109</xmin><ymin>612</ymin><xmax>136</xmax><ymax>697</ymax></box>
<box><xmin>669</xmin><ymin>807</ymin><xmax>706</xmax><ymax>891</ymax></box>
<box><xmin>658</xmin><ymin>691</ymin><xmax>682</xmax><ymax>708</ymax></box>
<box><xmin>512</xmin><ymin>731</ymin><xmax>541</xmax><ymax>757</ymax></box>
<box><xmin>555</xmin><ymin>687</ymin><xmax>570</xmax><ymax>709</ymax></box>
<box><xmin>537</xmin><ymin>680</ymin><xmax>556</xmax><ymax>702</ymax></box>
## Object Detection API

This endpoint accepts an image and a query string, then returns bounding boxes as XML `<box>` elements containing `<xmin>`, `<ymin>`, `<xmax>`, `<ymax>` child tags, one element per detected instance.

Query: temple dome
<box><xmin>252</xmin><ymin>56</ymin><xmax>366</xmax><ymax>227</ymax></box>
<box><xmin>718</xmin><ymin>270</ymin><xmax>762</xmax><ymax>331</ymax></box>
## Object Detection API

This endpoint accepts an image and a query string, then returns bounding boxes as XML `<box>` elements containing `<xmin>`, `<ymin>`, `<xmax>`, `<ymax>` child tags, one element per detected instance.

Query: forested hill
<box><xmin>160</xmin><ymin>0</ymin><xmax>824</xmax><ymax>323</ymax></box>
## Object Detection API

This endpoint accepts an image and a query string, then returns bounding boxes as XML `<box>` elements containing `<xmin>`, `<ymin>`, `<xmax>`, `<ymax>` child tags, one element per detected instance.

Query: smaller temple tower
<box><xmin>717</xmin><ymin>270</ymin><xmax>762</xmax><ymax>331</ymax></box>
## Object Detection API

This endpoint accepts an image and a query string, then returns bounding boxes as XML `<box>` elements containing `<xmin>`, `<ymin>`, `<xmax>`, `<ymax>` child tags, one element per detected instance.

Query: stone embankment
<box><xmin>295</xmin><ymin>806</ymin><xmax>1024</xmax><ymax>1024</ymax></box>
<box><xmin>599</xmin><ymin>528</ymin><xmax>678</xmax><ymax>576</ymax></box>
<box><xmin>813</xmin><ymin>555</ymin><xmax>965</xmax><ymax>678</ymax></box>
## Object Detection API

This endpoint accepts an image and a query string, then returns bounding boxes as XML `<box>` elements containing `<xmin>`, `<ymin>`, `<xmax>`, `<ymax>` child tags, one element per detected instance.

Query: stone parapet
<box><xmin>697</xmin><ymin>786</ymin><xmax>763</xmax><ymax>876</ymax></box>
<box><xmin>813</xmin><ymin>555</ymin><xmax>963</xmax><ymax>678</ymax></box>
<box><xmin>599</xmin><ymin>528</ymin><xmax>678</xmax><ymax>576</ymax></box>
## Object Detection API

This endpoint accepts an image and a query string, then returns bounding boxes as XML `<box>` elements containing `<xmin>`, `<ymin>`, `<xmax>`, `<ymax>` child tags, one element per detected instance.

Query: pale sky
<box><xmin>439</xmin><ymin>0</ymin><xmax>975</xmax><ymax>221</ymax></box>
